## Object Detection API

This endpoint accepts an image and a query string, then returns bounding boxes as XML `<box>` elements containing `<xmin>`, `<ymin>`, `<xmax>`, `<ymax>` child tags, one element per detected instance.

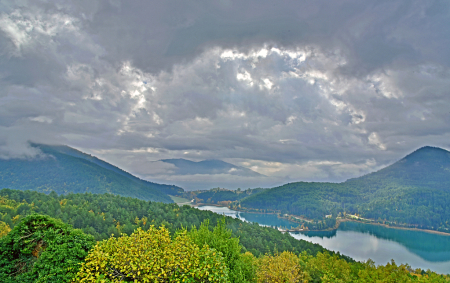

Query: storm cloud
<box><xmin>1</xmin><ymin>0</ymin><xmax>450</xmax><ymax>190</ymax></box>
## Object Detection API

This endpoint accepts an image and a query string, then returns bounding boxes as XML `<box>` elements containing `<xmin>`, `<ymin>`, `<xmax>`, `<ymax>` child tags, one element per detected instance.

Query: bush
<box><xmin>0</xmin><ymin>214</ymin><xmax>95</xmax><ymax>283</ymax></box>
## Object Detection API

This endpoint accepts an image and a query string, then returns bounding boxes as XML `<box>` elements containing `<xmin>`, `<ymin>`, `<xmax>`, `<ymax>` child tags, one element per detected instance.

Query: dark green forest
<box><xmin>0</xmin><ymin>144</ymin><xmax>182</xmax><ymax>202</ymax></box>
<box><xmin>0</xmin><ymin>188</ymin><xmax>334</xmax><ymax>259</ymax></box>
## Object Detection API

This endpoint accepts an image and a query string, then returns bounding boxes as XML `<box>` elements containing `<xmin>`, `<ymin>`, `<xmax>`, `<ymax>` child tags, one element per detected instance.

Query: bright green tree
<box><xmin>188</xmin><ymin>218</ymin><xmax>256</xmax><ymax>283</ymax></box>
<box><xmin>75</xmin><ymin>225</ymin><xmax>229</xmax><ymax>282</ymax></box>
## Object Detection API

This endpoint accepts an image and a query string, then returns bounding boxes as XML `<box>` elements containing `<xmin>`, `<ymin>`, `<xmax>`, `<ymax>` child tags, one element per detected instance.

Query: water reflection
<box><xmin>291</xmin><ymin>230</ymin><xmax>450</xmax><ymax>274</ymax></box>
<box><xmin>196</xmin><ymin>205</ymin><xmax>450</xmax><ymax>274</ymax></box>
<box><xmin>196</xmin><ymin>206</ymin><xmax>240</xmax><ymax>218</ymax></box>
<box><xmin>298</xmin><ymin>222</ymin><xmax>450</xmax><ymax>262</ymax></box>
<box><xmin>196</xmin><ymin>205</ymin><xmax>299</xmax><ymax>228</ymax></box>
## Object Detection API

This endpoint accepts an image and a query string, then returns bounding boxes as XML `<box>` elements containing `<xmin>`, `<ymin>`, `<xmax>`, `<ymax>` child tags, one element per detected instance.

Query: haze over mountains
<box><xmin>159</xmin><ymin>159</ymin><xmax>264</xmax><ymax>177</ymax></box>
<box><xmin>147</xmin><ymin>158</ymin><xmax>272</xmax><ymax>191</ymax></box>
<box><xmin>0</xmin><ymin>144</ymin><xmax>182</xmax><ymax>203</ymax></box>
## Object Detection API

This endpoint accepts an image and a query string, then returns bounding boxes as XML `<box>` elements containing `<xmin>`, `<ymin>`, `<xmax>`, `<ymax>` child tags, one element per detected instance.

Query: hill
<box><xmin>238</xmin><ymin>146</ymin><xmax>450</xmax><ymax>232</ymax></box>
<box><xmin>0</xmin><ymin>144</ymin><xmax>183</xmax><ymax>202</ymax></box>
<box><xmin>159</xmin><ymin>158</ymin><xmax>264</xmax><ymax>177</ymax></box>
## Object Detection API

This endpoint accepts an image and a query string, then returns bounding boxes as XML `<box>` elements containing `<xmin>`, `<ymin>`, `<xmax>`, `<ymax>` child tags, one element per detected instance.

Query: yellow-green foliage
<box><xmin>255</xmin><ymin>251</ymin><xmax>309</xmax><ymax>283</ymax></box>
<box><xmin>254</xmin><ymin>251</ymin><xmax>450</xmax><ymax>283</ymax></box>
<box><xmin>0</xmin><ymin>221</ymin><xmax>11</xmax><ymax>237</ymax></box>
<box><xmin>0</xmin><ymin>195</ymin><xmax>20</xmax><ymax>209</ymax></box>
<box><xmin>357</xmin><ymin>259</ymin><xmax>449</xmax><ymax>283</ymax></box>
<box><xmin>306</xmin><ymin>252</ymin><xmax>354</xmax><ymax>282</ymax></box>
<box><xmin>75</xmin><ymin>226</ymin><xmax>229</xmax><ymax>282</ymax></box>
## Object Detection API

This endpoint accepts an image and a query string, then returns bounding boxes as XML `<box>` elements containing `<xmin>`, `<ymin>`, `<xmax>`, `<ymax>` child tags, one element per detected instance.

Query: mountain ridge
<box><xmin>237</xmin><ymin>146</ymin><xmax>450</xmax><ymax>232</ymax></box>
<box><xmin>345</xmin><ymin>146</ymin><xmax>450</xmax><ymax>189</ymax></box>
<box><xmin>0</xmin><ymin>144</ymin><xmax>183</xmax><ymax>202</ymax></box>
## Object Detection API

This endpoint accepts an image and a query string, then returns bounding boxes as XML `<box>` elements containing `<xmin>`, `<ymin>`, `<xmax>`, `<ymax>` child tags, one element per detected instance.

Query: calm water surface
<box><xmin>196</xmin><ymin>205</ymin><xmax>298</xmax><ymax>227</ymax></box>
<box><xmin>197</xmin><ymin>205</ymin><xmax>450</xmax><ymax>274</ymax></box>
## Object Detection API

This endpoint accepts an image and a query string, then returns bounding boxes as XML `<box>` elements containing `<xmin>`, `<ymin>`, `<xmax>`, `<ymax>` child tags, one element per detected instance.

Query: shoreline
<box><xmin>337</xmin><ymin>219</ymin><xmax>450</xmax><ymax>236</ymax></box>
<box><xmin>190</xmin><ymin>203</ymin><xmax>450</xmax><ymax>236</ymax></box>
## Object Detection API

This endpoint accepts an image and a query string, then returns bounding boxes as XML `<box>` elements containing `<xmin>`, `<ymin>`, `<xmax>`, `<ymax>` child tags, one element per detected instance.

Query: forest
<box><xmin>0</xmin><ymin>189</ymin><xmax>336</xmax><ymax>258</ymax></box>
<box><xmin>1</xmin><ymin>189</ymin><xmax>449</xmax><ymax>282</ymax></box>
<box><xmin>237</xmin><ymin>146</ymin><xmax>450</xmax><ymax>232</ymax></box>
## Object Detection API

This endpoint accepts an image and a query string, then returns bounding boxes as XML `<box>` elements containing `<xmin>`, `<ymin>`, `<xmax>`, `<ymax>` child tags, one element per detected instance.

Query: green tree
<box><xmin>75</xmin><ymin>225</ymin><xmax>229</xmax><ymax>282</ymax></box>
<box><xmin>255</xmin><ymin>251</ymin><xmax>310</xmax><ymax>283</ymax></box>
<box><xmin>0</xmin><ymin>214</ymin><xmax>95</xmax><ymax>283</ymax></box>
<box><xmin>188</xmin><ymin>218</ymin><xmax>256</xmax><ymax>283</ymax></box>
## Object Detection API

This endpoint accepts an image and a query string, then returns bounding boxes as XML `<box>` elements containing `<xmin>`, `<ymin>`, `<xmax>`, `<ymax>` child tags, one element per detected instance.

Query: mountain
<box><xmin>0</xmin><ymin>144</ymin><xmax>183</xmax><ymax>202</ymax></box>
<box><xmin>159</xmin><ymin>158</ymin><xmax>264</xmax><ymax>177</ymax></box>
<box><xmin>238</xmin><ymin>146</ymin><xmax>450</xmax><ymax>232</ymax></box>
<box><xmin>346</xmin><ymin>146</ymin><xmax>450</xmax><ymax>189</ymax></box>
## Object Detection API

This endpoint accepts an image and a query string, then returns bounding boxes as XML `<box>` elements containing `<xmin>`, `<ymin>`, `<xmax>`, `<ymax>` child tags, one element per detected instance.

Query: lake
<box><xmin>197</xmin><ymin>205</ymin><xmax>450</xmax><ymax>274</ymax></box>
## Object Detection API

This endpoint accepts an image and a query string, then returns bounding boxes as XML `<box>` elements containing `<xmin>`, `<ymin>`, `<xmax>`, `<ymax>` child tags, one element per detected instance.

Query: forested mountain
<box><xmin>159</xmin><ymin>158</ymin><xmax>264</xmax><ymax>177</ymax></box>
<box><xmin>0</xmin><ymin>144</ymin><xmax>183</xmax><ymax>202</ymax></box>
<box><xmin>346</xmin><ymin>146</ymin><xmax>450</xmax><ymax>189</ymax></box>
<box><xmin>238</xmin><ymin>146</ymin><xmax>450</xmax><ymax>232</ymax></box>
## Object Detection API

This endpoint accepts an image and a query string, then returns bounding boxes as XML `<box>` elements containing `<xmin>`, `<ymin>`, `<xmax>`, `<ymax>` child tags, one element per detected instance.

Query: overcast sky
<box><xmin>1</xmin><ymin>0</ymin><xmax>450</xmax><ymax>190</ymax></box>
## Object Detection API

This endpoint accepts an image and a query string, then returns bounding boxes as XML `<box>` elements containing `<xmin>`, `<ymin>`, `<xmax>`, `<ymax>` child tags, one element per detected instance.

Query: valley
<box><xmin>2</xmin><ymin>144</ymin><xmax>450</xmax><ymax>279</ymax></box>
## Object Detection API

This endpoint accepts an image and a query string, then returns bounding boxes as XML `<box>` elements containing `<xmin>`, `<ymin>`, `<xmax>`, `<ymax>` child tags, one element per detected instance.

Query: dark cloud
<box><xmin>1</xmin><ymin>0</ymin><xmax>450</xmax><ymax>189</ymax></box>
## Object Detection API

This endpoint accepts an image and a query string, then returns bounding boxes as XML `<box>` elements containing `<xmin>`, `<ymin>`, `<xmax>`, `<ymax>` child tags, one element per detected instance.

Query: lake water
<box><xmin>197</xmin><ymin>205</ymin><xmax>450</xmax><ymax>274</ymax></box>
<box><xmin>196</xmin><ymin>205</ymin><xmax>299</xmax><ymax>228</ymax></box>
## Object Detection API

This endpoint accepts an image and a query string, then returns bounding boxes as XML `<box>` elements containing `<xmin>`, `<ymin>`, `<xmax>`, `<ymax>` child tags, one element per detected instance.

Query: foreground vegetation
<box><xmin>1</xmin><ymin>213</ymin><xmax>448</xmax><ymax>282</ymax></box>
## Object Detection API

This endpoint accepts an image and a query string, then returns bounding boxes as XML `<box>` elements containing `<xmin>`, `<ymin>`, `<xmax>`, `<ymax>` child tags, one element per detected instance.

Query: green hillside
<box><xmin>238</xmin><ymin>146</ymin><xmax>450</xmax><ymax>232</ymax></box>
<box><xmin>0</xmin><ymin>144</ymin><xmax>183</xmax><ymax>203</ymax></box>
<box><xmin>0</xmin><ymin>188</ymin><xmax>333</xmax><ymax>259</ymax></box>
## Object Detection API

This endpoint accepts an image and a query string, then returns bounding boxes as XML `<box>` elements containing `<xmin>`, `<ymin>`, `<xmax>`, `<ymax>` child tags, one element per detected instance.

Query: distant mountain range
<box><xmin>159</xmin><ymin>158</ymin><xmax>264</xmax><ymax>177</ymax></box>
<box><xmin>237</xmin><ymin>146</ymin><xmax>450</xmax><ymax>232</ymax></box>
<box><xmin>0</xmin><ymin>144</ymin><xmax>183</xmax><ymax>202</ymax></box>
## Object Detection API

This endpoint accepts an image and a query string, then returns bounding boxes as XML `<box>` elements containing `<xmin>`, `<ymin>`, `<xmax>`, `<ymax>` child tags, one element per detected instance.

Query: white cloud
<box><xmin>368</xmin><ymin>132</ymin><xmax>386</xmax><ymax>150</ymax></box>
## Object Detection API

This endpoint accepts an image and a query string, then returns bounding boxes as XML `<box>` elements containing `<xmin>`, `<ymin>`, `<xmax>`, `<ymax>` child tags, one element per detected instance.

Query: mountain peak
<box><xmin>346</xmin><ymin>145</ymin><xmax>450</xmax><ymax>189</ymax></box>
<box><xmin>402</xmin><ymin>146</ymin><xmax>450</xmax><ymax>163</ymax></box>
<box><xmin>409</xmin><ymin>145</ymin><xmax>449</xmax><ymax>154</ymax></box>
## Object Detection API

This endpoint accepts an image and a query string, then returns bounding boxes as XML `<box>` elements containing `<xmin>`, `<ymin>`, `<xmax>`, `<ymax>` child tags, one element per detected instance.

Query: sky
<box><xmin>1</xmin><ymin>0</ymin><xmax>450</xmax><ymax>190</ymax></box>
